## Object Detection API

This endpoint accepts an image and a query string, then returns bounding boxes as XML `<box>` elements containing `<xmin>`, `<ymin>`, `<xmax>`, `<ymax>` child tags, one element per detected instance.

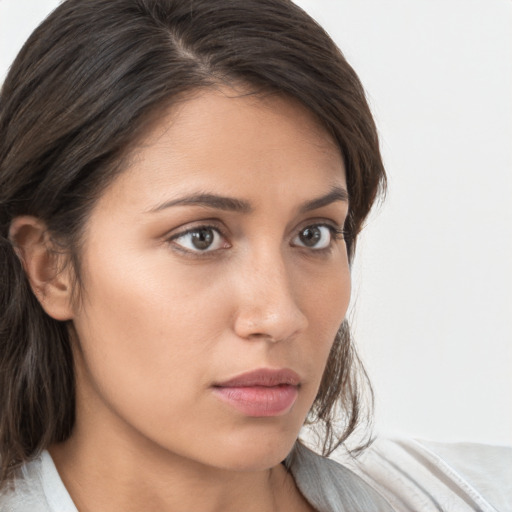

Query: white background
<box><xmin>1</xmin><ymin>0</ymin><xmax>511</xmax><ymax>446</ymax></box>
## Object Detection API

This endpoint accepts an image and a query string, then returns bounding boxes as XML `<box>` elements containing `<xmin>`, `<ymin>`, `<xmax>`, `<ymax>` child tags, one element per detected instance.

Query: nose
<box><xmin>232</xmin><ymin>250</ymin><xmax>308</xmax><ymax>343</ymax></box>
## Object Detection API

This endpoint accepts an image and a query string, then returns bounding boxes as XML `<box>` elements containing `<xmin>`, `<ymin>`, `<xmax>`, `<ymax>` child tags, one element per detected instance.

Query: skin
<box><xmin>14</xmin><ymin>87</ymin><xmax>351</xmax><ymax>511</ymax></box>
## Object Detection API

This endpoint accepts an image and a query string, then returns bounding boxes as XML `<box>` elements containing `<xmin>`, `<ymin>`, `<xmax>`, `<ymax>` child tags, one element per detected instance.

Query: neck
<box><xmin>50</xmin><ymin>429</ymin><xmax>299</xmax><ymax>512</ymax></box>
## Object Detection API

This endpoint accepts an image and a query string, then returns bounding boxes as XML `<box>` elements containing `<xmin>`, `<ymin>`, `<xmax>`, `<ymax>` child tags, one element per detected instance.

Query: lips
<box><xmin>212</xmin><ymin>368</ymin><xmax>301</xmax><ymax>417</ymax></box>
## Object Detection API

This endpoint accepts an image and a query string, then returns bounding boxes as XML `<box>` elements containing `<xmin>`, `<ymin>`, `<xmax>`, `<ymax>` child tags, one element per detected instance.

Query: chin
<box><xmin>205</xmin><ymin>426</ymin><xmax>299</xmax><ymax>472</ymax></box>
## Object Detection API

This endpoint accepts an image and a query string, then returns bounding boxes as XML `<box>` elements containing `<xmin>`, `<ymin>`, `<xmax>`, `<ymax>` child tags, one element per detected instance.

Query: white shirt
<box><xmin>1</xmin><ymin>438</ymin><xmax>511</xmax><ymax>511</ymax></box>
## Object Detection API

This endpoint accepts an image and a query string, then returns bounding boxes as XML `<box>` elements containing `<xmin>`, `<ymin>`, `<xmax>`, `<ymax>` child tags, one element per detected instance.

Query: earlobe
<box><xmin>9</xmin><ymin>216</ymin><xmax>75</xmax><ymax>321</ymax></box>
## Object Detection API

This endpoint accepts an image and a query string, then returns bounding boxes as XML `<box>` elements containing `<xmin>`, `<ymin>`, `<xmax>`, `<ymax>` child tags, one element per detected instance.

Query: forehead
<box><xmin>97</xmin><ymin>87</ymin><xmax>346</xmax><ymax>213</ymax></box>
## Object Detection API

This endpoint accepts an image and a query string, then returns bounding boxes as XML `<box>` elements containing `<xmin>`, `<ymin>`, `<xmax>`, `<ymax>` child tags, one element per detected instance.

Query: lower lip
<box><xmin>212</xmin><ymin>385</ymin><xmax>299</xmax><ymax>417</ymax></box>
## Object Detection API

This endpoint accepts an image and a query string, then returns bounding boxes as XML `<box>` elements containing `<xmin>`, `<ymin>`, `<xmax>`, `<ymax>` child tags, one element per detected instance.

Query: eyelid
<box><xmin>166</xmin><ymin>222</ymin><xmax>230</xmax><ymax>255</ymax></box>
<box><xmin>291</xmin><ymin>221</ymin><xmax>346</xmax><ymax>251</ymax></box>
<box><xmin>295</xmin><ymin>219</ymin><xmax>345</xmax><ymax>237</ymax></box>
<box><xmin>165</xmin><ymin>218</ymin><xmax>226</xmax><ymax>239</ymax></box>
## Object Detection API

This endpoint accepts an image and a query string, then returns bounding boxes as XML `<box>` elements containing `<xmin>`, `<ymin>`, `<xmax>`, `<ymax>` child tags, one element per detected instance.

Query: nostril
<box><xmin>247</xmin><ymin>332</ymin><xmax>278</xmax><ymax>343</ymax></box>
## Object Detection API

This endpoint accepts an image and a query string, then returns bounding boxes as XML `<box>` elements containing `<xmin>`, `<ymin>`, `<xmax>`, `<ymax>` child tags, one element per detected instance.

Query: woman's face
<box><xmin>70</xmin><ymin>87</ymin><xmax>351</xmax><ymax>471</ymax></box>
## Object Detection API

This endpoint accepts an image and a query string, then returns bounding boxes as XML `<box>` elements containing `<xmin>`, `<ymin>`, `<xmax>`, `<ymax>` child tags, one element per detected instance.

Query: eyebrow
<box><xmin>148</xmin><ymin>193</ymin><xmax>252</xmax><ymax>213</ymax></box>
<box><xmin>299</xmin><ymin>186</ymin><xmax>349</xmax><ymax>213</ymax></box>
<box><xmin>147</xmin><ymin>185</ymin><xmax>349</xmax><ymax>214</ymax></box>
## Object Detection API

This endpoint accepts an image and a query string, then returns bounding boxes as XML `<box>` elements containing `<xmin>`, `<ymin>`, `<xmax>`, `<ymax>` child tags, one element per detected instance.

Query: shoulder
<box><xmin>415</xmin><ymin>439</ymin><xmax>511</xmax><ymax>511</ymax></box>
<box><xmin>0</xmin><ymin>455</ymin><xmax>50</xmax><ymax>512</ymax></box>
<box><xmin>287</xmin><ymin>442</ymin><xmax>395</xmax><ymax>511</ymax></box>
<box><xmin>0</xmin><ymin>451</ymin><xmax>77</xmax><ymax>512</ymax></box>
<box><xmin>335</xmin><ymin>438</ymin><xmax>512</xmax><ymax>512</ymax></box>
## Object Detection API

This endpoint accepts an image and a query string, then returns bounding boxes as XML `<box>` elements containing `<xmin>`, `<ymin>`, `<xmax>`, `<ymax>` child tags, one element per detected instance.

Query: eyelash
<box><xmin>167</xmin><ymin>223</ymin><xmax>228</xmax><ymax>255</ymax></box>
<box><xmin>167</xmin><ymin>222</ymin><xmax>345</xmax><ymax>256</ymax></box>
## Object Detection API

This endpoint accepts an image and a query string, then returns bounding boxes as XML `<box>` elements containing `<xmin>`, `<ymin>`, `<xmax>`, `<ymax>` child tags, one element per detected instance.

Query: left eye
<box><xmin>171</xmin><ymin>226</ymin><xmax>227</xmax><ymax>252</ymax></box>
<box><xmin>292</xmin><ymin>225</ymin><xmax>338</xmax><ymax>250</ymax></box>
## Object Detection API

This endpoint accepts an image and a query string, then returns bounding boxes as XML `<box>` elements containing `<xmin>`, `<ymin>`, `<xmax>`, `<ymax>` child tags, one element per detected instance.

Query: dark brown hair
<box><xmin>0</xmin><ymin>0</ymin><xmax>385</xmax><ymax>484</ymax></box>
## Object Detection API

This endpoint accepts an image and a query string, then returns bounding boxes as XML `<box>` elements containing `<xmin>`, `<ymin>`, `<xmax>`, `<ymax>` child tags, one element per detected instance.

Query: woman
<box><xmin>0</xmin><ymin>1</ymin><xmax>509</xmax><ymax>511</ymax></box>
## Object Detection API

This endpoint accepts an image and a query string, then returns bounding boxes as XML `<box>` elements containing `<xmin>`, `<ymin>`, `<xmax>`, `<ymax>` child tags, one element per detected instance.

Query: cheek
<box><xmin>299</xmin><ymin>251</ymin><xmax>351</xmax><ymax>332</ymax></box>
<box><xmin>292</xmin><ymin>254</ymin><xmax>352</xmax><ymax>386</ymax></box>
<box><xmin>72</xmin><ymin>248</ymin><xmax>229</xmax><ymax>421</ymax></box>
<box><xmin>312</xmin><ymin>270</ymin><xmax>350</xmax><ymax>326</ymax></box>
<box><xmin>71</xmin><ymin>256</ymin><xmax>248</xmax><ymax>470</ymax></box>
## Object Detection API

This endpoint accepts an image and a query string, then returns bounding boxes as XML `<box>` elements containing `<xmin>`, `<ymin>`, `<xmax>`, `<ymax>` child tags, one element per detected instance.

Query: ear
<box><xmin>9</xmin><ymin>216</ymin><xmax>75</xmax><ymax>321</ymax></box>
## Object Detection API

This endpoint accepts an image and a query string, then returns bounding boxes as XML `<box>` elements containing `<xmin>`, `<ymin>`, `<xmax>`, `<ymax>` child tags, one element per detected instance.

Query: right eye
<box><xmin>169</xmin><ymin>226</ymin><xmax>228</xmax><ymax>253</ymax></box>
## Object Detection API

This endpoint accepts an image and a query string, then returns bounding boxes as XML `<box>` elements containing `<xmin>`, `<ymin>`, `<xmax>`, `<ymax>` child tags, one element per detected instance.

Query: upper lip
<box><xmin>214</xmin><ymin>368</ymin><xmax>301</xmax><ymax>388</ymax></box>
